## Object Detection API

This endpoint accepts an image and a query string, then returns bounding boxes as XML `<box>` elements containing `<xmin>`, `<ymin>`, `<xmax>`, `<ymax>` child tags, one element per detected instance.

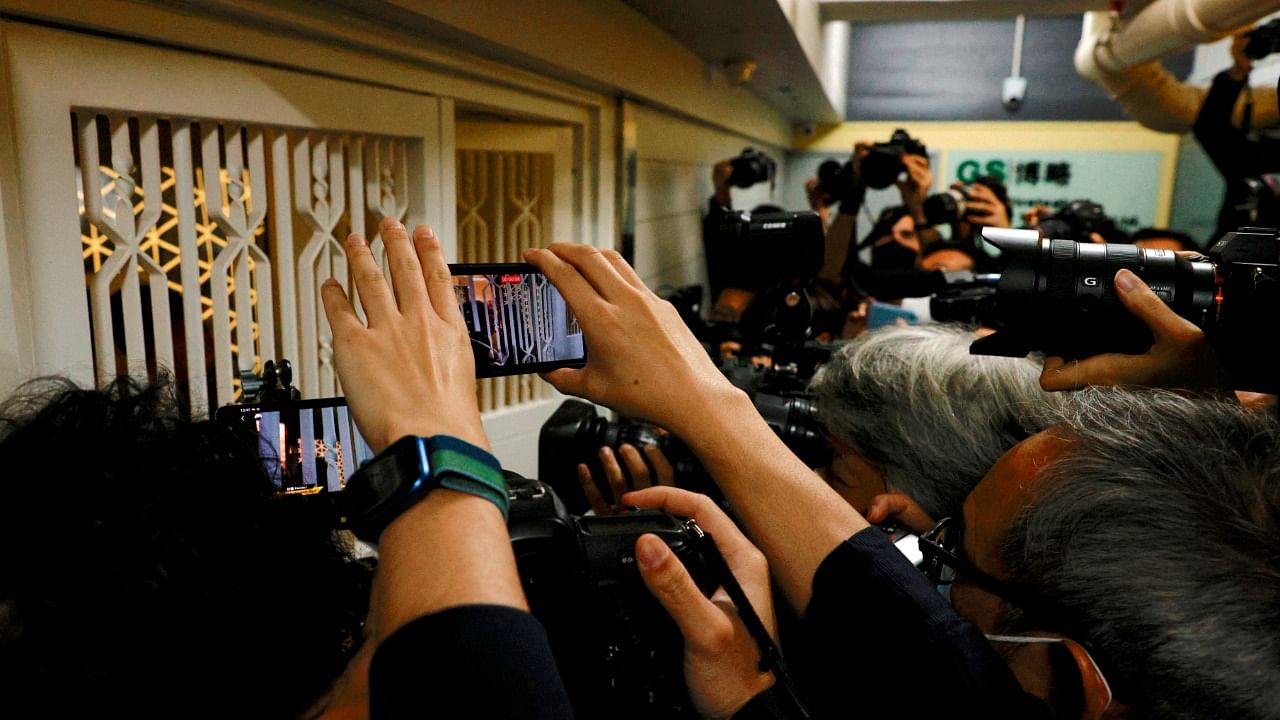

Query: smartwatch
<box><xmin>336</xmin><ymin>434</ymin><xmax>507</xmax><ymax>543</ymax></box>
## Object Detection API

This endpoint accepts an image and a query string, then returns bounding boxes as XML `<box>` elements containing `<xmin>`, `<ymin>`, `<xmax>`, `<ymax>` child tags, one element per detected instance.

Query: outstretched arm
<box><xmin>526</xmin><ymin>243</ymin><xmax>869</xmax><ymax>615</ymax></box>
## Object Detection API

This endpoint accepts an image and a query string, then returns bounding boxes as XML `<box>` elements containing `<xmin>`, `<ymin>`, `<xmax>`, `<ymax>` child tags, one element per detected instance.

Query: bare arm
<box><xmin>526</xmin><ymin>243</ymin><xmax>868</xmax><ymax>614</ymax></box>
<box><xmin>322</xmin><ymin>219</ymin><xmax>527</xmax><ymax>645</ymax></box>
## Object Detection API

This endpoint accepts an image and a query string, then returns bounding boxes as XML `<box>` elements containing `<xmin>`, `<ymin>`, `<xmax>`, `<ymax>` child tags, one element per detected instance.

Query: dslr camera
<box><xmin>816</xmin><ymin>128</ymin><xmax>928</xmax><ymax>201</ymax></box>
<box><xmin>729</xmin><ymin>147</ymin><xmax>777</xmax><ymax>189</ymax></box>
<box><xmin>1035</xmin><ymin>199</ymin><xmax>1128</xmax><ymax>245</ymax></box>
<box><xmin>862</xmin><ymin>128</ymin><xmax>928</xmax><ymax>190</ymax></box>
<box><xmin>969</xmin><ymin>226</ymin><xmax>1280</xmax><ymax>393</ymax></box>
<box><xmin>1245</xmin><ymin>18</ymin><xmax>1280</xmax><ymax>60</ymax></box>
<box><xmin>506</xmin><ymin>474</ymin><xmax>718</xmax><ymax>718</ymax></box>
<box><xmin>539</xmin><ymin>372</ymin><xmax>831</xmax><ymax>516</ymax></box>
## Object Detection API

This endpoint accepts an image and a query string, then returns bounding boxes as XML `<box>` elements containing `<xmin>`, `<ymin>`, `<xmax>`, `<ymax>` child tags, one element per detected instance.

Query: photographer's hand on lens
<box><xmin>1039</xmin><ymin>268</ymin><xmax>1232</xmax><ymax>395</ymax></box>
<box><xmin>955</xmin><ymin>181</ymin><xmax>1010</xmax><ymax>229</ymax></box>
<box><xmin>1022</xmin><ymin>204</ymin><xmax>1054</xmax><ymax>229</ymax></box>
<box><xmin>577</xmin><ymin>442</ymin><xmax>676</xmax><ymax>516</ymax></box>
<box><xmin>625</xmin><ymin>487</ymin><xmax>778</xmax><ymax>720</ymax></box>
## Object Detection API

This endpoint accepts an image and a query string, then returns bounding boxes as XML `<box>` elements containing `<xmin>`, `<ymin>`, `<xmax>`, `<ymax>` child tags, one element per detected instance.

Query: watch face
<box><xmin>334</xmin><ymin>436</ymin><xmax>430</xmax><ymax>537</ymax></box>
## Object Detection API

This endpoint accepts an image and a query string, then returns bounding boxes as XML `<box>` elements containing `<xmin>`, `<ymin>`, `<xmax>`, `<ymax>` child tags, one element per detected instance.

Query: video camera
<box><xmin>1035</xmin><ymin>199</ymin><xmax>1127</xmax><ymax>244</ymax></box>
<box><xmin>969</xmin><ymin>226</ymin><xmax>1280</xmax><ymax>393</ymax></box>
<box><xmin>1245</xmin><ymin>18</ymin><xmax>1280</xmax><ymax>60</ymax></box>
<box><xmin>728</xmin><ymin>147</ymin><xmax>777</xmax><ymax>190</ymax></box>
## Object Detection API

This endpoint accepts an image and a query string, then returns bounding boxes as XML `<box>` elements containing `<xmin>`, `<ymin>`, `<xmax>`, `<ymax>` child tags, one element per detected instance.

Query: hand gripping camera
<box><xmin>969</xmin><ymin>226</ymin><xmax>1280</xmax><ymax>393</ymax></box>
<box><xmin>507</xmin><ymin>476</ymin><xmax>802</xmax><ymax>719</ymax></box>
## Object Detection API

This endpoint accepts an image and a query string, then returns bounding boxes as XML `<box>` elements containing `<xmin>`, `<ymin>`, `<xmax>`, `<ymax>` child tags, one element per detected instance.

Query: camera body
<box><xmin>729</xmin><ymin>147</ymin><xmax>777</xmax><ymax>189</ymax></box>
<box><xmin>539</xmin><ymin>354</ymin><xmax>832</xmax><ymax>518</ymax></box>
<box><xmin>1245</xmin><ymin>18</ymin><xmax>1280</xmax><ymax>60</ymax></box>
<box><xmin>970</xmin><ymin>227</ymin><xmax>1280</xmax><ymax>393</ymax></box>
<box><xmin>507</xmin><ymin>475</ymin><xmax>717</xmax><ymax>718</ymax></box>
<box><xmin>923</xmin><ymin>185</ymin><xmax>973</xmax><ymax>226</ymax></box>
<box><xmin>862</xmin><ymin>129</ymin><xmax>928</xmax><ymax>190</ymax></box>
<box><xmin>1036</xmin><ymin>199</ymin><xmax>1126</xmax><ymax>244</ymax></box>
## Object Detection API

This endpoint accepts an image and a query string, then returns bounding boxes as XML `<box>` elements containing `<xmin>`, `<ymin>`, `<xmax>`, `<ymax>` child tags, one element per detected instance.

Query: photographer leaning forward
<box><xmin>1194</xmin><ymin>26</ymin><xmax>1280</xmax><ymax>238</ymax></box>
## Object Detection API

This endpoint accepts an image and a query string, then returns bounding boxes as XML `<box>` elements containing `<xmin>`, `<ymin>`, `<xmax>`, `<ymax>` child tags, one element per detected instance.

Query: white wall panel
<box><xmin>630</xmin><ymin>105</ymin><xmax>789</xmax><ymax>293</ymax></box>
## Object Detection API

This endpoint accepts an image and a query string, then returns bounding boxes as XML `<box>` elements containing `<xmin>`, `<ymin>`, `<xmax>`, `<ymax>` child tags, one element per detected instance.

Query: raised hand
<box><xmin>320</xmin><ymin>218</ymin><xmax>487</xmax><ymax>452</ymax></box>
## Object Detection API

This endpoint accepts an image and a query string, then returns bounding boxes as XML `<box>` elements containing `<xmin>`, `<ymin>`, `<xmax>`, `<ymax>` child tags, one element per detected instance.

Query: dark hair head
<box><xmin>1003</xmin><ymin>390</ymin><xmax>1280</xmax><ymax>719</ymax></box>
<box><xmin>859</xmin><ymin>205</ymin><xmax>913</xmax><ymax>249</ymax></box>
<box><xmin>1130</xmin><ymin>227</ymin><xmax>1198</xmax><ymax>252</ymax></box>
<box><xmin>0</xmin><ymin>376</ymin><xmax>369</xmax><ymax>718</ymax></box>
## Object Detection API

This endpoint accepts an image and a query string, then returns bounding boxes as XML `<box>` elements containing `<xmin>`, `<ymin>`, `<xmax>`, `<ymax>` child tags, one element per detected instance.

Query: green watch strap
<box><xmin>428</xmin><ymin>436</ymin><xmax>509</xmax><ymax>521</ymax></box>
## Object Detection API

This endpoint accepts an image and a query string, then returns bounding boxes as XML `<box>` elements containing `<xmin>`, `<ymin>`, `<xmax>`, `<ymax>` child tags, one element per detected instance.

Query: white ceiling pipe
<box><xmin>1091</xmin><ymin>0</ymin><xmax>1280</xmax><ymax>74</ymax></box>
<box><xmin>1075</xmin><ymin>3</ymin><xmax>1280</xmax><ymax>133</ymax></box>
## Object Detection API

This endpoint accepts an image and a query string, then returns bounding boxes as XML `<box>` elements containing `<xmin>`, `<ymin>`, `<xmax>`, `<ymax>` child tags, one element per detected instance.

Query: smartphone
<box><xmin>866</xmin><ymin>301</ymin><xmax>919</xmax><ymax>331</ymax></box>
<box><xmin>450</xmin><ymin>263</ymin><xmax>587</xmax><ymax>378</ymax></box>
<box><xmin>215</xmin><ymin>398</ymin><xmax>372</xmax><ymax>495</ymax></box>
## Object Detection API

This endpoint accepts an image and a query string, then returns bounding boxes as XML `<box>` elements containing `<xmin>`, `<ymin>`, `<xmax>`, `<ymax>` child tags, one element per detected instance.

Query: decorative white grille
<box><xmin>76</xmin><ymin>110</ymin><xmax>418</xmax><ymax>415</ymax></box>
<box><xmin>456</xmin><ymin>149</ymin><xmax>558</xmax><ymax>412</ymax></box>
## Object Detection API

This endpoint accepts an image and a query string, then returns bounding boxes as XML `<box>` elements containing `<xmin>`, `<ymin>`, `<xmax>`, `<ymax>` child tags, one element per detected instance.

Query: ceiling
<box><xmin>818</xmin><ymin>0</ymin><xmax>1157</xmax><ymax>23</ymax></box>
<box><xmin>620</xmin><ymin>0</ymin><xmax>842</xmax><ymax>123</ymax></box>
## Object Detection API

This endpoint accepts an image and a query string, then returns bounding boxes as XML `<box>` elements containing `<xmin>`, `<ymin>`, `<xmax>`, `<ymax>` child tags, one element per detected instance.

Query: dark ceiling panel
<box><xmin>847</xmin><ymin>17</ymin><xmax>1194</xmax><ymax>121</ymax></box>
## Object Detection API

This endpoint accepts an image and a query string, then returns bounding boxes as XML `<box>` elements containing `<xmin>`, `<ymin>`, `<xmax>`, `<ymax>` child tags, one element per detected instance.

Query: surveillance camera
<box><xmin>1002</xmin><ymin>76</ymin><xmax>1027</xmax><ymax>113</ymax></box>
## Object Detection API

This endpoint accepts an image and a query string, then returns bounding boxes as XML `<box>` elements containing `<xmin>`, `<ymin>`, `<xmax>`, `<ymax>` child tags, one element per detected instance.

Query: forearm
<box><xmin>820</xmin><ymin>211</ymin><xmax>856</xmax><ymax>285</ymax></box>
<box><xmin>370</xmin><ymin>490</ymin><xmax>527</xmax><ymax>644</ymax></box>
<box><xmin>676</xmin><ymin>389</ymin><xmax>868</xmax><ymax>615</ymax></box>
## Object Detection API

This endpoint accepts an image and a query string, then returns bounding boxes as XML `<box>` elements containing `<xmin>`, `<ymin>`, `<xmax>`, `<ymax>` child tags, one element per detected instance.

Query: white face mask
<box><xmin>985</xmin><ymin>633</ymin><xmax>1114</xmax><ymax>717</ymax></box>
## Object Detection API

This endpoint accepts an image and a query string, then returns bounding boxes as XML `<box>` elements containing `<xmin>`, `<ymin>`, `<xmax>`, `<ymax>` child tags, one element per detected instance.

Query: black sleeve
<box><xmin>1194</xmin><ymin>70</ymin><xmax>1249</xmax><ymax>184</ymax></box>
<box><xmin>731</xmin><ymin>686</ymin><xmax>808</xmax><ymax>720</ymax></box>
<box><xmin>704</xmin><ymin>196</ymin><xmax>734</xmax><ymax>299</ymax></box>
<box><xmin>369</xmin><ymin>604</ymin><xmax>575</xmax><ymax>719</ymax></box>
<box><xmin>792</xmin><ymin>529</ymin><xmax>1049</xmax><ymax>719</ymax></box>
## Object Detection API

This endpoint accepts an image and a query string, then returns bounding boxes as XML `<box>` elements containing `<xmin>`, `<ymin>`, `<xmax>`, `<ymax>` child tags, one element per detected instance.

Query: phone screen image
<box><xmin>216</xmin><ymin>398</ymin><xmax>372</xmax><ymax>495</ymax></box>
<box><xmin>450</xmin><ymin>263</ymin><xmax>587</xmax><ymax>378</ymax></box>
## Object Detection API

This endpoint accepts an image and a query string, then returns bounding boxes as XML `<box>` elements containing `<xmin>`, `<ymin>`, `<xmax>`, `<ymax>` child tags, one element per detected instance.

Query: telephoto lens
<box><xmin>970</xmin><ymin>228</ymin><xmax>1217</xmax><ymax>359</ymax></box>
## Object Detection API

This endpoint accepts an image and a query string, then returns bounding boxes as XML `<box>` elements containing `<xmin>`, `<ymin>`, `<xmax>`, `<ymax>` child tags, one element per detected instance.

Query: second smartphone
<box><xmin>449</xmin><ymin>263</ymin><xmax>587</xmax><ymax>378</ymax></box>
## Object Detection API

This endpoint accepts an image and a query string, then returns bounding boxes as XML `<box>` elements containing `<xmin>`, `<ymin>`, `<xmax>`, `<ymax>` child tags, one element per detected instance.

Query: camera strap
<box><xmin>695</xmin><ymin>527</ymin><xmax>812</xmax><ymax>719</ymax></box>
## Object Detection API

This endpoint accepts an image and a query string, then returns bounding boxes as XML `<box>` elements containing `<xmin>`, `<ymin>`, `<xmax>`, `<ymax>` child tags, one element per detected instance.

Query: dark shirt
<box><xmin>794</xmin><ymin>528</ymin><xmax>1049</xmax><ymax>719</ymax></box>
<box><xmin>369</xmin><ymin>531</ymin><xmax>1046</xmax><ymax>720</ymax></box>
<box><xmin>369</xmin><ymin>604</ymin><xmax>575</xmax><ymax>719</ymax></box>
<box><xmin>1194</xmin><ymin>70</ymin><xmax>1280</xmax><ymax>239</ymax></box>
<box><xmin>704</xmin><ymin>197</ymin><xmax>736</xmax><ymax>300</ymax></box>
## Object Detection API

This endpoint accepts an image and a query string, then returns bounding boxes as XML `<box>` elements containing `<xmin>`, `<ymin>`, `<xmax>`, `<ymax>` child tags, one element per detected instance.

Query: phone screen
<box><xmin>450</xmin><ymin>263</ymin><xmax>587</xmax><ymax>378</ymax></box>
<box><xmin>215</xmin><ymin>398</ymin><xmax>371</xmax><ymax>495</ymax></box>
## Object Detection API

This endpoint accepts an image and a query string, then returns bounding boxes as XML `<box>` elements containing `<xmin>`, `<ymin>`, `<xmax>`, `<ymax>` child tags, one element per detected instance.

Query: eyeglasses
<box><xmin>917</xmin><ymin>516</ymin><xmax>1026</xmax><ymax>606</ymax></box>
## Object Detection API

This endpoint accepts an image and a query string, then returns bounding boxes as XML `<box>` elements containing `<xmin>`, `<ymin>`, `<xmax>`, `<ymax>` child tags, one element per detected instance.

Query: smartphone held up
<box><xmin>450</xmin><ymin>262</ymin><xmax>587</xmax><ymax>378</ymax></box>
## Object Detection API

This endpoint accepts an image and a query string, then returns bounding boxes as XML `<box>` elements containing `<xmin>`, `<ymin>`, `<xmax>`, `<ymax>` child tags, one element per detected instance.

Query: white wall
<box><xmin>631</xmin><ymin>105</ymin><xmax>789</xmax><ymax>295</ymax></box>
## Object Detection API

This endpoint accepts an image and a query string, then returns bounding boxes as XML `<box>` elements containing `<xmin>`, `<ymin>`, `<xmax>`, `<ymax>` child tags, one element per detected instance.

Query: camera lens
<box><xmin>982</xmin><ymin>229</ymin><xmax>1217</xmax><ymax>357</ymax></box>
<box><xmin>923</xmin><ymin>188</ymin><xmax>968</xmax><ymax>226</ymax></box>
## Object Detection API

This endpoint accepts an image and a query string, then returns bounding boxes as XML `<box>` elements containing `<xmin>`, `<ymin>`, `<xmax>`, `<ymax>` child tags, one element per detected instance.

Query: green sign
<box><xmin>947</xmin><ymin>150</ymin><xmax>1164</xmax><ymax>232</ymax></box>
